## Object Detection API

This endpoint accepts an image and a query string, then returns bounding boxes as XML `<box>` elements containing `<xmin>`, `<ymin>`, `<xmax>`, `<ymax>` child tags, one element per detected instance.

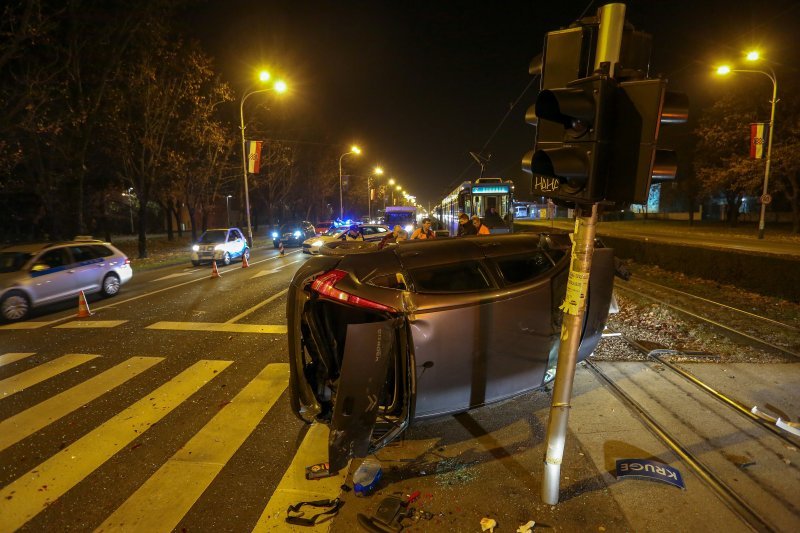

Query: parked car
<box><xmin>302</xmin><ymin>224</ymin><xmax>391</xmax><ymax>255</ymax></box>
<box><xmin>287</xmin><ymin>233</ymin><xmax>617</xmax><ymax>471</ymax></box>
<box><xmin>272</xmin><ymin>221</ymin><xmax>316</xmax><ymax>248</ymax></box>
<box><xmin>190</xmin><ymin>228</ymin><xmax>249</xmax><ymax>266</ymax></box>
<box><xmin>315</xmin><ymin>221</ymin><xmax>334</xmax><ymax>234</ymax></box>
<box><xmin>0</xmin><ymin>238</ymin><xmax>133</xmax><ymax>322</ymax></box>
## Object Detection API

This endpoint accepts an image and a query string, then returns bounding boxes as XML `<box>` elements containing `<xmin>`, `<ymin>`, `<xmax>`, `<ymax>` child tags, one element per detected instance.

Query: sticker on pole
<box><xmin>760</xmin><ymin>194</ymin><xmax>772</xmax><ymax>205</ymax></box>
<box><xmin>615</xmin><ymin>459</ymin><xmax>685</xmax><ymax>489</ymax></box>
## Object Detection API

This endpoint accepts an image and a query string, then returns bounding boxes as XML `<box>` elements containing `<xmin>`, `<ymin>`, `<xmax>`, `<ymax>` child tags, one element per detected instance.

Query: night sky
<box><xmin>183</xmin><ymin>0</ymin><xmax>800</xmax><ymax>208</ymax></box>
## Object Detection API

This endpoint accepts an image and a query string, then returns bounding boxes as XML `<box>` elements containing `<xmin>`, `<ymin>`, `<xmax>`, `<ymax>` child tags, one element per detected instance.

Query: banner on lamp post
<box><xmin>750</xmin><ymin>123</ymin><xmax>767</xmax><ymax>159</ymax></box>
<box><xmin>247</xmin><ymin>141</ymin><xmax>263</xmax><ymax>173</ymax></box>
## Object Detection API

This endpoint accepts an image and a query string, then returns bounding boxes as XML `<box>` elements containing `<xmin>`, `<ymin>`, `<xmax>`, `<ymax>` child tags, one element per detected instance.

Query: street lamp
<box><xmin>716</xmin><ymin>53</ymin><xmax>777</xmax><ymax>239</ymax></box>
<box><xmin>225</xmin><ymin>195</ymin><xmax>232</xmax><ymax>227</ymax></box>
<box><xmin>338</xmin><ymin>145</ymin><xmax>361</xmax><ymax>220</ymax></box>
<box><xmin>368</xmin><ymin>166</ymin><xmax>383</xmax><ymax>221</ymax></box>
<box><xmin>122</xmin><ymin>188</ymin><xmax>135</xmax><ymax>234</ymax></box>
<box><xmin>240</xmin><ymin>72</ymin><xmax>287</xmax><ymax>245</ymax></box>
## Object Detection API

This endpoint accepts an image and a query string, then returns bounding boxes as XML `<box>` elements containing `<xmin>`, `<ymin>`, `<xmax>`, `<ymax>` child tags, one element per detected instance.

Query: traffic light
<box><xmin>604</xmin><ymin>79</ymin><xmax>689</xmax><ymax>205</ymax></box>
<box><xmin>523</xmin><ymin>74</ymin><xmax>616</xmax><ymax>205</ymax></box>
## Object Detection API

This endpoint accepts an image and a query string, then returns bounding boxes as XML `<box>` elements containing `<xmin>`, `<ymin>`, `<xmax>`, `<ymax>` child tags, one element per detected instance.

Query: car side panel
<box><xmin>410</xmin><ymin>281</ymin><xmax>553</xmax><ymax>419</ymax></box>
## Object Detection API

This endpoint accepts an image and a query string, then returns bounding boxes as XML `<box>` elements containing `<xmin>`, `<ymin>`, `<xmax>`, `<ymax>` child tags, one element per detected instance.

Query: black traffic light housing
<box><xmin>523</xmin><ymin>74</ymin><xmax>616</xmax><ymax>205</ymax></box>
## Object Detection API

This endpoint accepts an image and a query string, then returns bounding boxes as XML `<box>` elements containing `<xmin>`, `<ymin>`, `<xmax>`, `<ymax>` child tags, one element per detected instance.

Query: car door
<box><xmin>69</xmin><ymin>245</ymin><xmax>106</xmax><ymax>293</ymax></box>
<box><xmin>28</xmin><ymin>248</ymin><xmax>78</xmax><ymax>304</ymax></box>
<box><xmin>399</xmin><ymin>236</ymin><xmax>563</xmax><ymax>419</ymax></box>
<box><xmin>228</xmin><ymin>229</ymin><xmax>244</xmax><ymax>258</ymax></box>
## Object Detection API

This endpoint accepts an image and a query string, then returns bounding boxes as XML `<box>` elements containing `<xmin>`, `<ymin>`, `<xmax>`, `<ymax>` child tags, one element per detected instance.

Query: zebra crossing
<box><xmin>0</xmin><ymin>351</ymin><xmax>339</xmax><ymax>532</ymax></box>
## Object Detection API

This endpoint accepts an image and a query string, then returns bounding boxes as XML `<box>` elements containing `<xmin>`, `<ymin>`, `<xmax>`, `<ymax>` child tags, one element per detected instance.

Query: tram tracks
<box><xmin>588</xmin><ymin>331</ymin><xmax>800</xmax><ymax>531</ymax></box>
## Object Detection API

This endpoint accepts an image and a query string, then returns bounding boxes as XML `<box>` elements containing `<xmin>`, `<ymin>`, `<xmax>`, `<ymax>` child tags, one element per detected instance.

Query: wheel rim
<box><xmin>224</xmin><ymin>253</ymin><xmax>231</xmax><ymax>265</ymax></box>
<box><xmin>104</xmin><ymin>275</ymin><xmax>120</xmax><ymax>295</ymax></box>
<box><xmin>2</xmin><ymin>295</ymin><xmax>28</xmax><ymax>320</ymax></box>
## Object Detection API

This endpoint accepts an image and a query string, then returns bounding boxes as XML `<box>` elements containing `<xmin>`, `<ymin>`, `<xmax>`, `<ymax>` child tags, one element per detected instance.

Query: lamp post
<box><xmin>368</xmin><ymin>166</ymin><xmax>383</xmax><ymax>221</ymax></box>
<box><xmin>239</xmin><ymin>73</ymin><xmax>287</xmax><ymax>245</ymax></box>
<box><xmin>122</xmin><ymin>188</ymin><xmax>134</xmax><ymax>234</ymax></box>
<box><xmin>225</xmin><ymin>195</ymin><xmax>232</xmax><ymax>227</ymax></box>
<box><xmin>338</xmin><ymin>145</ymin><xmax>361</xmax><ymax>220</ymax></box>
<box><xmin>716</xmin><ymin>56</ymin><xmax>777</xmax><ymax>239</ymax></box>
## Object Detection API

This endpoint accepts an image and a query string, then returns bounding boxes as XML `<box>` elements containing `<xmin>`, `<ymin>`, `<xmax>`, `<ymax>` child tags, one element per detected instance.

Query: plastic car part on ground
<box><xmin>480</xmin><ymin>517</ymin><xmax>497</xmax><ymax>532</ymax></box>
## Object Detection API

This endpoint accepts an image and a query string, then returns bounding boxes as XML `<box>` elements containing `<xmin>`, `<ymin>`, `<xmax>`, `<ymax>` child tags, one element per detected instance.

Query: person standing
<box><xmin>411</xmin><ymin>218</ymin><xmax>436</xmax><ymax>240</ymax></box>
<box><xmin>471</xmin><ymin>215</ymin><xmax>490</xmax><ymax>235</ymax></box>
<box><xmin>457</xmin><ymin>213</ymin><xmax>477</xmax><ymax>236</ymax></box>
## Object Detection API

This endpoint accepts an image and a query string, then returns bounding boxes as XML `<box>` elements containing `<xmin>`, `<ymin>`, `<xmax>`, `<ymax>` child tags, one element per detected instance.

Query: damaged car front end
<box><xmin>287</xmin><ymin>233</ymin><xmax>616</xmax><ymax>472</ymax></box>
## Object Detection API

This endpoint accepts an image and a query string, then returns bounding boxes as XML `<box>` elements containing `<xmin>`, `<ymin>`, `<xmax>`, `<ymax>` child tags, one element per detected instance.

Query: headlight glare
<box><xmin>271</xmin><ymin>232</ymin><xmax>278</xmax><ymax>239</ymax></box>
<box><xmin>404</xmin><ymin>224</ymin><xmax>413</xmax><ymax>233</ymax></box>
<box><xmin>293</xmin><ymin>230</ymin><xmax>302</xmax><ymax>238</ymax></box>
<box><xmin>191</xmin><ymin>245</ymin><xmax>199</xmax><ymax>251</ymax></box>
<box><xmin>311</xmin><ymin>240</ymin><xmax>323</xmax><ymax>247</ymax></box>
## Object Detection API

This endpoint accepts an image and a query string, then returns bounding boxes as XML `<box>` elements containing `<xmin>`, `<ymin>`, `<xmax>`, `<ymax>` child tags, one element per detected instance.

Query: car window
<box><xmin>0</xmin><ymin>252</ymin><xmax>33</xmax><ymax>273</ymax></box>
<box><xmin>34</xmin><ymin>248</ymin><xmax>70</xmax><ymax>269</ymax></box>
<box><xmin>89</xmin><ymin>245</ymin><xmax>115</xmax><ymax>257</ymax></box>
<box><xmin>198</xmin><ymin>230</ymin><xmax>226</xmax><ymax>244</ymax></box>
<box><xmin>362</xmin><ymin>227</ymin><xmax>375</xmax><ymax>236</ymax></box>
<box><xmin>70</xmin><ymin>245</ymin><xmax>101</xmax><ymax>262</ymax></box>
<box><xmin>375</xmin><ymin>227</ymin><xmax>388</xmax><ymax>234</ymax></box>
<box><xmin>493</xmin><ymin>251</ymin><xmax>553</xmax><ymax>285</ymax></box>
<box><xmin>408</xmin><ymin>261</ymin><xmax>492</xmax><ymax>293</ymax></box>
<box><xmin>232</xmin><ymin>229</ymin><xmax>243</xmax><ymax>240</ymax></box>
<box><xmin>367</xmin><ymin>273</ymin><xmax>407</xmax><ymax>291</ymax></box>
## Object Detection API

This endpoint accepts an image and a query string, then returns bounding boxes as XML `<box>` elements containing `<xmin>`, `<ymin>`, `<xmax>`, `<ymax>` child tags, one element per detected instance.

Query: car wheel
<box><xmin>242</xmin><ymin>248</ymin><xmax>250</xmax><ymax>262</ymax></box>
<box><xmin>222</xmin><ymin>252</ymin><xmax>231</xmax><ymax>266</ymax></box>
<box><xmin>320</xmin><ymin>241</ymin><xmax>379</xmax><ymax>256</ymax></box>
<box><xmin>1</xmin><ymin>290</ymin><xmax>30</xmax><ymax>322</ymax></box>
<box><xmin>191</xmin><ymin>260</ymin><xmax>200</xmax><ymax>267</ymax></box>
<box><xmin>101</xmin><ymin>273</ymin><xmax>121</xmax><ymax>297</ymax></box>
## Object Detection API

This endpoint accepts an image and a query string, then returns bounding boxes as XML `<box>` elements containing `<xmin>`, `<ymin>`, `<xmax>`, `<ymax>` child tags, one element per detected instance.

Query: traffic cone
<box><xmin>242</xmin><ymin>253</ymin><xmax>250</xmax><ymax>268</ymax></box>
<box><xmin>77</xmin><ymin>290</ymin><xmax>93</xmax><ymax>318</ymax></box>
<box><xmin>279</xmin><ymin>242</ymin><xmax>285</xmax><ymax>256</ymax></box>
<box><xmin>211</xmin><ymin>260</ymin><xmax>221</xmax><ymax>278</ymax></box>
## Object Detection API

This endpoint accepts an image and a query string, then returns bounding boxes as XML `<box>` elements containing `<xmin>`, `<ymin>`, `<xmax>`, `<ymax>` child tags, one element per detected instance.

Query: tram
<box><xmin>438</xmin><ymin>177</ymin><xmax>514</xmax><ymax>235</ymax></box>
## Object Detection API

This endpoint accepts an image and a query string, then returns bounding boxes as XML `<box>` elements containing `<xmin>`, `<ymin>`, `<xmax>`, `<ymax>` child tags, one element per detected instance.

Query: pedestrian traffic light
<box><xmin>604</xmin><ymin>79</ymin><xmax>689</xmax><ymax>205</ymax></box>
<box><xmin>522</xmin><ymin>74</ymin><xmax>616</xmax><ymax>205</ymax></box>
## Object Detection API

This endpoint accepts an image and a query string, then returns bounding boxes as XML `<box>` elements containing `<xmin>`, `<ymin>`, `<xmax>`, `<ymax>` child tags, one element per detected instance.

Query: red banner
<box><xmin>750</xmin><ymin>123</ymin><xmax>766</xmax><ymax>159</ymax></box>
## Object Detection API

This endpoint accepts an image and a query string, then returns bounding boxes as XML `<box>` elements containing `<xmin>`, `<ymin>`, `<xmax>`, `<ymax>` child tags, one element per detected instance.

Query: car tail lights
<box><xmin>311</xmin><ymin>269</ymin><xmax>396</xmax><ymax>312</ymax></box>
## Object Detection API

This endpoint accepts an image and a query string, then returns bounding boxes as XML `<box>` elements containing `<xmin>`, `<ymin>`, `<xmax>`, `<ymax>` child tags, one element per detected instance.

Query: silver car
<box><xmin>287</xmin><ymin>232</ymin><xmax>616</xmax><ymax>471</ymax></box>
<box><xmin>190</xmin><ymin>228</ymin><xmax>250</xmax><ymax>266</ymax></box>
<box><xmin>301</xmin><ymin>224</ymin><xmax>391</xmax><ymax>255</ymax></box>
<box><xmin>0</xmin><ymin>239</ymin><xmax>133</xmax><ymax>322</ymax></box>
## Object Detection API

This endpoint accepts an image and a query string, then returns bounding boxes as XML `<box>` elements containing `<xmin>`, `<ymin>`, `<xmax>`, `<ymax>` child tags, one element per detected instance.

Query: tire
<box><xmin>101</xmin><ymin>273</ymin><xmax>121</xmax><ymax>297</ymax></box>
<box><xmin>320</xmin><ymin>241</ymin><xmax>379</xmax><ymax>256</ymax></box>
<box><xmin>222</xmin><ymin>252</ymin><xmax>231</xmax><ymax>266</ymax></box>
<box><xmin>1</xmin><ymin>290</ymin><xmax>30</xmax><ymax>322</ymax></box>
<box><xmin>242</xmin><ymin>248</ymin><xmax>250</xmax><ymax>262</ymax></box>
<box><xmin>191</xmin><ymin>260</ymin><xmax>200</xmax><ymax>267</ymax></box>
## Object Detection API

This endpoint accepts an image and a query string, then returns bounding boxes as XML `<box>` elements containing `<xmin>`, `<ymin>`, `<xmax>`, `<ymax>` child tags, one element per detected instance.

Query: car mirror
<box><xmin>31</xmin><ymin>264</ymin><xmax>48</xmax><ymax>272</ymax></box>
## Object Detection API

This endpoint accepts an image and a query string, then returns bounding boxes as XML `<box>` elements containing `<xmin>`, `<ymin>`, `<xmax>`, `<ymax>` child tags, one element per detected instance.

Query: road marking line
<box><xmin>54</xmin><ymin>320</ymin><xmax>129</xmax><ymax>329</ymax></box>
<box><xmin>0</xmin><ymin>321</ymin><xmax>59</xmax><ymax>330</ymax></box>
<box><xmin>146</xmin><ymin>321</ymin><xmax>287</xmax><ymax>334</ymax></box>
<box><xmin>151</xmin><ymin>271</ymin><xmax>198</xmax><ymax>282</ymax></box>
<box><xmin>96</xmin><ymin>363</ymin><xmax>289</xmax><ymax>532</ymax></box>
<box><xmin>0</xmin><ymin>359</ymin><xmax>231</xmax><ymax>532</ymax></box>
<box><xmin>253</xmin><ymin>424</ymin><xmax>349</xmax><ymax>532</ymax></box>
<box><xmin>0</xmin><ymin>354</ymin><xmax>100</xmax><ymax>399</ymax></box>
<box><xmin>0</xmin><ymin>352</ymin><xmax>36</xmax><ymax>368</ymax></box>
<box><xmin>0</xmin><ymin>356</ymin><xmax>164</xmax><ymax>452</ymax></box>
<box><xmin>23</xmin><ymin>250</ymin><xmax>303</xmax><ymax>328</ymax></box>
<box><xmin>251</xmin><ymin>269</ymin><xmax>280</xmax><ymax>279</ymax></box>
<box><xmin>225</xmin><ymin>289</ymin><xmax>289</xmax><ymax>324</ymax></box>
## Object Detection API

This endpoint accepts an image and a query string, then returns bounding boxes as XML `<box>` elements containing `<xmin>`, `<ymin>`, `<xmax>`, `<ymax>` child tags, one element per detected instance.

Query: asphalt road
<box><xmin>0</xmin><ymin>247</ymin><xmax>314</xmax><ymax>531</ymax></box>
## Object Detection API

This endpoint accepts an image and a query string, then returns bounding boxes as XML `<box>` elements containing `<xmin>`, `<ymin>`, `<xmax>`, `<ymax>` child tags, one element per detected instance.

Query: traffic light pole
<box><xmin>541</xmin><ymin>203</ymin><xmax>599</xmax><ymax>504</ymax></box>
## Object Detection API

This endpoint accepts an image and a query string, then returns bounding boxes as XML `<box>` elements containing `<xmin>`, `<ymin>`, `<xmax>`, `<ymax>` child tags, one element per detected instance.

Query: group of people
<box><xmin>342</xmin><ymin>213</ymin><xmax>493</xmax><ymax>249</ymax></box>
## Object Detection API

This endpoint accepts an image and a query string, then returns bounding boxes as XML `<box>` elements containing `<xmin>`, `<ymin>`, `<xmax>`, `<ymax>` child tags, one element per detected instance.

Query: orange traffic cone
<box><xmin>279</xmin><ymin>242</ymin><xmax>285</xmax><ymax>256</ymax></box>
<box><xmin>77</xmin><ymin>290</ymin><xmax>93</xmax><ymax>318</ymax></box>
<box><xmin>242</xmin><ymin>253</ymin><xmax>250</xmax><ymax>268</ymax></box>
<box><xmin>211</xmin><ymin>260</ymin><xmax>221</xmax><ymax>278</ymax></box>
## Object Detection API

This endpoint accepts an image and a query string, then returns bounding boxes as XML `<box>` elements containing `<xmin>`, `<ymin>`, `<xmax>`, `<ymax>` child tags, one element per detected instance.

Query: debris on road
<box><xmin>353</xmin><ymin>457</ymin><xmax>383</xmax><ymax>496</ymax></box>
<box><xmin>517</xmin><ymin>520</ymin><xmax>536</xmax><ymax>533</ymax></box>
<box><xmin>480</xmin><ymin>517</ymin><xmax>497</xmax><ymax>532</ymax></box>
<box><xmin>616</xmin><ymin>459</ymin><xmax>685</xmax><ymax>489</ymax></box>
<box><xmin>304</xmin><ymin>461</ymin><xmax>332</xmax><ymax>480</ymax></box>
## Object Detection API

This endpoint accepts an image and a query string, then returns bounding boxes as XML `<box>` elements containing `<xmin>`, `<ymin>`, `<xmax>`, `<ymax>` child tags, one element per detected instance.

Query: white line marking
<box><xmin>225</xmin><ymin>289</ymin><xmax>289</xmax><ymax>324</ymax></box>
<box><xmin>146</xmin><ymin>322</ymin><xmax>287</xmax><ymax>334</ymax></box>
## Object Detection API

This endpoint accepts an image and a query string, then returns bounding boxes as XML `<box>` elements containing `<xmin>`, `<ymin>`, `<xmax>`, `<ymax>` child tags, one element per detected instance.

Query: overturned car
<box><xmin>287</xmin><ymin>233</ymin><xmax>616</xmax><ymax>471</ymax></box>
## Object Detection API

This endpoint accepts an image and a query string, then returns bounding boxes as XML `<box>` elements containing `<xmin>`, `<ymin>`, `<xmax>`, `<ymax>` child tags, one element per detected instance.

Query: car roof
<box><xmin>1</xmin><ymin>240</ymin><xmax>112</xmax><ymax>253</ymax></box>
<box><xmin>203</xmin><ymin>228</ymin><xmax>239</xmax><ymax>232</ymax></box>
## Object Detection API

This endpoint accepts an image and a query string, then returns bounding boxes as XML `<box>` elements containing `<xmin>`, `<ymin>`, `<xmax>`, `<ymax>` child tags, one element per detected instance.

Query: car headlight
<box><xmin>404</xmin><ymin>224</ymin><xmax>413</xmax><ymax>233</ymax></box>
<box><xmin>214</xmin><ymin>244</ymin><xmax>225</xmax><ymax>250</ymax></box>
<box><xmin>191</xmin><ymin>244</ymin><xmax>199</xmax><ymax>251</ymax></box>
<box><xmin>311</xmin><ymin>240</ymin><xmax>323</xmax><ymax>247</ymax></box>
<box><xmin>293</xmin><ymin>230</ymin><xmax>302</xmax><ymax>238</ymax></box>
<box><xmin>271</xmin><ymin>232</ymin><xmax>278</xmax><ymax>239</ymax></box>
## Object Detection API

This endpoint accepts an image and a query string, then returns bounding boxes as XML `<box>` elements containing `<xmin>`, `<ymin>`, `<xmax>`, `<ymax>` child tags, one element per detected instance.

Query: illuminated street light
<box><xmin>715</xmin><ymin>57</ymin><xmax>777</xmax><ymax>239</ymax></box>
<box><xmin>368</xmin><ymin>166</ymin><xmax>384</xmax><ymax>221</ymax></box>
<box><xmin>746</xmin><ymin>50</ymin><xmax>760</xmax><ymax>62</ymax></box>
<box><xmin>240</xmin><ymin>73</ymin><xmax>288</xmax><ymax>245</ymax></box>
<box><xmin>339</xmin><ymin>145</ymin><xmax>361</xmax><ymax>219</ymax></box>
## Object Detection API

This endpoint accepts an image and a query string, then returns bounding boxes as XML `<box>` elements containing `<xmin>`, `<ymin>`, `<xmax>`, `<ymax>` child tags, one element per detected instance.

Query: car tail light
<box><xmin>311</xmin><ymin>269</ymin><xmax>396</xmax><ymax>312</ymax></box>
<box><xmin>125</xmin><ymin>258</ymin><xmax>131</xmax><ymax>265</ymax></box>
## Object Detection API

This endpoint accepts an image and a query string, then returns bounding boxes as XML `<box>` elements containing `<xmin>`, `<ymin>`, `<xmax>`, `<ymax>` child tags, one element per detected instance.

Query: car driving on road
<box><xmin>301</xmin><ymin>224</ymin><xmax>391</xmax><ymax>255</ymax></box>
<box><xmin>0</xmin><ymin>238</ymin><xmax>132</xmax><ymax>322</ymax></box>
<box><xmin>287</xmin><ymin>232</ymin><xmax>616</xmax><ymax>471</ymax></box>
<box><xmin>190</xmin><ymin>228</ymin><xmax>249</xmax><ymax>266</ymax></box>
